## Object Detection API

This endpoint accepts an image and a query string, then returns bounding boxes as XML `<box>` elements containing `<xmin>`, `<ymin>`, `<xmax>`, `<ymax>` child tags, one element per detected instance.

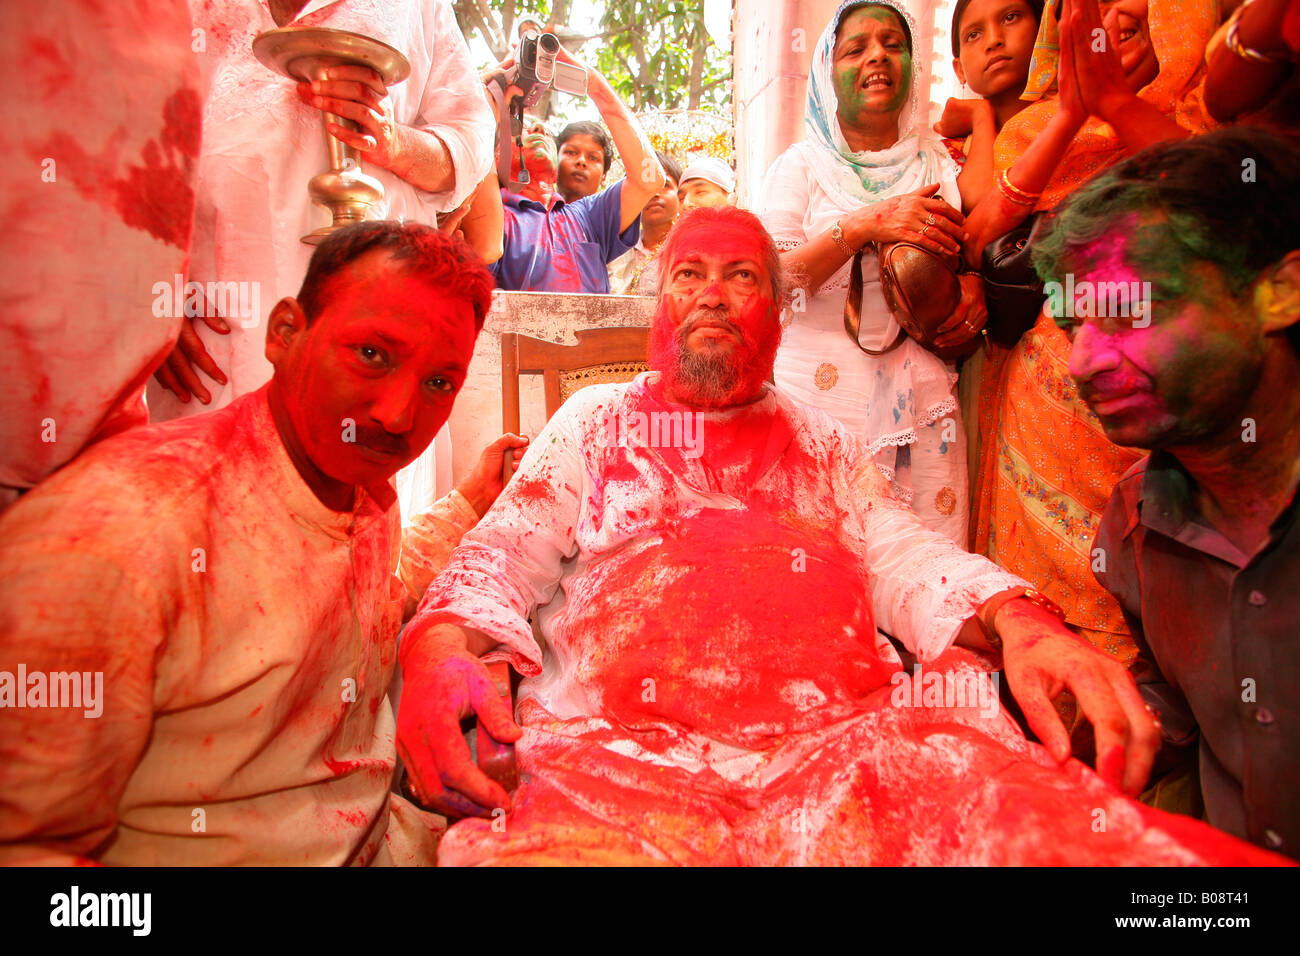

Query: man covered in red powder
<box><xmin>487</xmin><ymin>46</ymin><xmax>661</xmax><ymax>294</ymax></box>
<box><xmin>398</xmin><ymin>206</ymin><xmax>1285</xmax><ymax>865</ymax></box>
<box><xmin>0</xmin><ymin>223</ymin><xmax>525</xmax><ymax>866</ymax></box>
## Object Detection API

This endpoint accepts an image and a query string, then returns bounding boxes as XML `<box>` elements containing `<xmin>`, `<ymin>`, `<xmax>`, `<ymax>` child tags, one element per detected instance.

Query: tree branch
<box><xmin>687</xmin><ymin>23</ymin><xmax>705</xmax><ymax>110</ymax></box>
<box><xmin>502</xmin><ymin>0</ymin><xmax>515</xmax><ymax>47</ymax></box>
<box><xmin>462</xmin><ymin>0</ymin><xmax>508</xmax><ymax>61</ymax></box>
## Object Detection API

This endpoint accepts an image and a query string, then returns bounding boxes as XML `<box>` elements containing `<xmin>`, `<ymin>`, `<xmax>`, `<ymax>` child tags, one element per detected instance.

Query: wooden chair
<box><xmin>501</xmin><ymin>326</ymin><xmax>651</xmax><ymax>434</ymax></box>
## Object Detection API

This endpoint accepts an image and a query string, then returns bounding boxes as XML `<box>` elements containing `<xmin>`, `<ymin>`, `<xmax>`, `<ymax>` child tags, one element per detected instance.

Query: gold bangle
<box><xmin>1225</xmin><ymin>0</ymin><xmax>1292</xmax><ymax>64</ymax></box>
<box><xmin>997</xmin><ymin>168</ymin><xmax>1041</xmax><ymax>207</ymax></box>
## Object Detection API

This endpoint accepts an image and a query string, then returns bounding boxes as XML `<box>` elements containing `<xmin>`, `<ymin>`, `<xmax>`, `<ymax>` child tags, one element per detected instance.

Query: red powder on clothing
<box><xmin>29</xmin><ymin>88</ymin><xmax>197</xmax><ymax>249</ymax></box>
<box><xmin>26</xmin><ymin>36</ymin><xmax>73</xmax><ymax>98</ymax></box>
<box><xmin>161</xmin><ymin>87</ymin><xmax>202</xmax><ymax>159</ymax></box>
<box><xmin>324</xmin><ymin>757</ymin><xmax>362</xmax><ymax>776</ymax></box>
<box><xmin>508</xmin><ymin>473</ymin><xmax>557</xmax><ymax>508</ymax></box>
<box><xmin>335</xmin><ymin>808</ymin><xmax>368</xmax><ymax>827</ymax></box>
<box><xmin>560</xmin><ymin>507</ymin><xmax>892</xmax><ymax>747</ymax></box>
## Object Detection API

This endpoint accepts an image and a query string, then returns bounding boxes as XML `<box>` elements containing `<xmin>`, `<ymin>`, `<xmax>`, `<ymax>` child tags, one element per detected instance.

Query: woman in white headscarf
<box><xmin>759</xmin><ymin>0</ymin><xmax>986</xmax><ymax>544</ymax></box>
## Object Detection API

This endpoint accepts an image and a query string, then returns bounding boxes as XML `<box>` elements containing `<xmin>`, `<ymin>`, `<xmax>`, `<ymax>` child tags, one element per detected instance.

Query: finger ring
<box><xmin>981</xmin><ymin>329</ymin><xmax>988</xmax><ymax>337</ymax></box>
<box><xmin>925</xmin><ymin>213</ymin><xmax>936</xmax><ymax>227</ymax></box>
<box><xmin>965</xmin><ymin>320</ymin><xmax>974</xmax><ymax>331</ymax></box>
<box><xmin>921</xmin><ymin>225</ymin><xmax>930</xmax><ymax>237</ymax></box>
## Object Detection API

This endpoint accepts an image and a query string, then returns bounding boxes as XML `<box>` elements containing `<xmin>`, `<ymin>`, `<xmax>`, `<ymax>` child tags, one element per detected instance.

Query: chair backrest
<box><xmin>500</xmin><ymin>327</ymin><xmax>651</xmax><ymax>434</ymax></box>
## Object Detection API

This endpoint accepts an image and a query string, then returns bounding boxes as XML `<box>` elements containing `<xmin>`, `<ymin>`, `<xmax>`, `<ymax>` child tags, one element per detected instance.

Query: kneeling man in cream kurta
<box><xmin>0</xmin><ymin>223</ymin><xmax>524</xmax><ymax>865</ymax></box>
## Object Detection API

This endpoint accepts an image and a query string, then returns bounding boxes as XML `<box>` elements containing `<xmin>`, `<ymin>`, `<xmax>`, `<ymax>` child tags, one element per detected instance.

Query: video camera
<box><xmin>491</xmin><ymin>26</ymin><xmax>588</xmax><ymax>187</ymax></box>
<box><xmin>509</xmin><ymin>28</ymin><xmax>587</xmax><ymax>115</ymax></box>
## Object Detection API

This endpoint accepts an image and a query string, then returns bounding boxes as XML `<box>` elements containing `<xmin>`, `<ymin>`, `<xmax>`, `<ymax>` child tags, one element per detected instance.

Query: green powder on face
<box><xmin>834</xmin><ymin>62</ymin><xmax>866</xmax><ymax>125</ymax></box>
<box><xmin>833</xmin><ymin>5</ymin><xmax>913</xmax><ymax>124</ymax></box>
<box><xmin>889</xmin><ymin>50</ymin><xmax>912</xmax><ymax>111</ymax></box>
<box><xmin>857</xmin><ymin>4</ymin><xmax>905</xmax><ymax>31</ymax></box>
<box><xmin>1124</xmin><ymin>216</ymin><xmax>1243</xmax><ymax>308</ymax></box>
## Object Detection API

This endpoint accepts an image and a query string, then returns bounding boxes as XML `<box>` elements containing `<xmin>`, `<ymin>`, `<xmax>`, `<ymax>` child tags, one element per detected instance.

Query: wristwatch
<box><xmin>831</xmin><ymin>220</ymin><xmax>855</xmax><ymax>256</ymax></box>
<box><xmin>977</xmin><ymin>587</ymin><xmax>1066</xmax><ymax>649</ymax></box>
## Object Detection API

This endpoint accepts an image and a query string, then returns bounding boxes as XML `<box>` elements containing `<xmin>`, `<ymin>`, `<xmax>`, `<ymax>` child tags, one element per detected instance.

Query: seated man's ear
<box><xmin>265</xmin><ymin>297</ymin><xmax>310</xmax><ymax>366</ymax></box>
<box><xmin>1258</xmin><ymin>250</ymin><xmax>1300</xmax><ymax>336</ymax></box>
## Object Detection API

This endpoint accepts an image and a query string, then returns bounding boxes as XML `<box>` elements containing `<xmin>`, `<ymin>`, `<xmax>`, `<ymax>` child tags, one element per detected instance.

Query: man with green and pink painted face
<box><xmin>1042</xmin><ymin>127</ymin><xmax>1300</xmax><ymax>859</ymax></box>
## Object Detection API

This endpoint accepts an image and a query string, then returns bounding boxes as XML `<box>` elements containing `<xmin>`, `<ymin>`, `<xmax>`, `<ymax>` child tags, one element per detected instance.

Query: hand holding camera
<box><xmin>491</xmin><ymin>27</ymin><xmax>588</xmax><ymax>136</ymax></box>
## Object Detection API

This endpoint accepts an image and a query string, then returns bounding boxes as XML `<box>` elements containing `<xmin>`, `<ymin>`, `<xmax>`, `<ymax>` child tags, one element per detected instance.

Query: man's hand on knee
<box><xmin>993</xmin><ymin>599</ymin><xmax>1160</xmax><ymax>798</ymax></box>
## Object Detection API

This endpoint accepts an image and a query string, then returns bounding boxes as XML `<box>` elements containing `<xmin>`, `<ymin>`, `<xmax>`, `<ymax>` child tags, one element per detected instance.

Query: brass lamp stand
<box><xmin>252</xmin><ymin>26</ymin><xmax>410</xmax><ymax>244</ymax></box>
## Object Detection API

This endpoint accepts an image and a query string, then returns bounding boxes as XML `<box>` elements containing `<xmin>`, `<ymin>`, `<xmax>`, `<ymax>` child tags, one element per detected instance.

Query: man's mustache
<box><xmin>679</xmin><ymin>310</ymin><xmax>744</xmax><ymax>343</ymax></box>
<box><xmin>353</xmin><ymin>427</ymin><xmax>409</xmax><ymax>456</ymax></box>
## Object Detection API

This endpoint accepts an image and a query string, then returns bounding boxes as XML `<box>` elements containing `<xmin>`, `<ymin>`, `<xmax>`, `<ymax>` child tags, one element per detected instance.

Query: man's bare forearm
<box><xmin>963</xmin><ymin>109</ymin><xmax>1081</xmax><ymax>267</ymax></box>
<box><xmin>1097</xmin><ymin>93</ymin><xmax>1191</xmax><ymax>156</ymax></box>
<box><xmin>586</xmin><ymin>67</ymin><xmax>661</xmax><ymax>226</ymax></box>
<box><xmin>388</xmin><ymin>125</ymin><xmax>457</xmax><ymax>194</ymax></box>
<box><xmin>957</xmin><ymin>105</ymin><xmax>997</xmax><ymax>213</ymax></box>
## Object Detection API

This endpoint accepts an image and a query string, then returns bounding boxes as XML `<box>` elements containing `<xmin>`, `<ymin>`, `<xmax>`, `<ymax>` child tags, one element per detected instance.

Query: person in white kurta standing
<box><xmin>0</xmin><ymin>1</ymin><xmax>199</xmax><ymax>513</ymax></box>
<box><xmin>148</xmin><ymin>0</ymin><xmax>495</xmax><ymax>520</ymax></box>
<box><xmin>757</xmin><ymin>0</ymin><xmax>988</xmax><ymax>544</ymax></box>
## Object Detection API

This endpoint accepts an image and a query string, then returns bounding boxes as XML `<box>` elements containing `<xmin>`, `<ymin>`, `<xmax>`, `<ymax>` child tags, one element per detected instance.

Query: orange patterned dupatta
<box><xmin>971</xmin><ymin>0</ymin><xmax>1219</xmax><ymax>662</ymax></box>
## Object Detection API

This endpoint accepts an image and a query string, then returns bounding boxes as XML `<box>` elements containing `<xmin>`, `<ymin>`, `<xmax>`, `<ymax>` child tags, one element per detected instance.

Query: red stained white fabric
<box><xmin>415</xmin><ymin>375</ymin><xmax>1287</xmax><ymax>865</ymax></box>
<box><xmin>0</xmin><ymin>1</ymin><xmax>200</xmax><ymax>507</ymax></box>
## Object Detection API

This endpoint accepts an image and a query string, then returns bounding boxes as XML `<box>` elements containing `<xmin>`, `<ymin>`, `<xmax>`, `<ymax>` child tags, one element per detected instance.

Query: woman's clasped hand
<box><xmin>841</xmin><ymin>182</ymin><xmax>968</xmax><ymax>258</ymax></box>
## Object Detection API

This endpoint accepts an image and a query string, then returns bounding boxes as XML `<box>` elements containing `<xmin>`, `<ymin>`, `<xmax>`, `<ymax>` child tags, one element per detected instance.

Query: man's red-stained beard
<box><xmin>649</xmin><ymin>294</ymin><xmax>781</xmax><ymax>408</ymax></box>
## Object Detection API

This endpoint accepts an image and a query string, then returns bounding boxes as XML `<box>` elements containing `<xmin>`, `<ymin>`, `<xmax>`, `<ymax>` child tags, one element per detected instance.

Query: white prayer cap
<box><xmin>680</xmin><ymin>156</ymin><xmax>735</xmax><ymax>194</ymax></box>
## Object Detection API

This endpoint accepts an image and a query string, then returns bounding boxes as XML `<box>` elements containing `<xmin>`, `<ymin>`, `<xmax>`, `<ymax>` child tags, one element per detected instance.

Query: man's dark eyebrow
<box><xmin>669</xmin><ymin>256</ymin><xmax>761</xmax><ymax>273</ymax></box>
<box><xmin>339</xmin><ymin>324</ymin><xmax>417</xmax><ymax>350</ymax></box>
<box><xmin>428</xmin><ymin>357</ymin><xmax>469</xmax><ymax>375</ymax></box>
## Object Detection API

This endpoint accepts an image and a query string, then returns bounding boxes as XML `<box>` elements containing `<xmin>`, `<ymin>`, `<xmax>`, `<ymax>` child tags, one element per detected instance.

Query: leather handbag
<box><xmin>845</xmin><ymin>241</ymin><xmax>978</xmax><ymax>361</ymax></box>
<box><xmin>980</xmin><ymin>212</ymin><xmax>1048</xmax><ymax>347</ymax></box>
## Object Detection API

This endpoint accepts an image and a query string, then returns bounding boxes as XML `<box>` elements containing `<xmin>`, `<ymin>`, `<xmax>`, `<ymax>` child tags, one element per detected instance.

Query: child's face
<box><xmin>953</xmin><ymin>0</ymin><xmax>1040</xmax><ymax>99</ymax></box>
